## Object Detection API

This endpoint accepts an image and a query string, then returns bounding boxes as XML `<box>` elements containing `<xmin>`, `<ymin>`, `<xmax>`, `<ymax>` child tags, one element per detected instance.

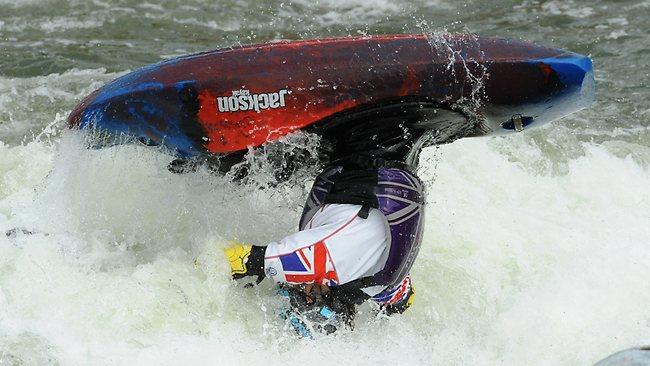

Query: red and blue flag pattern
<box><xmin>278</xmin><ymin>241</ymin><xmax>340</xmax><ymax>286</ymax></box>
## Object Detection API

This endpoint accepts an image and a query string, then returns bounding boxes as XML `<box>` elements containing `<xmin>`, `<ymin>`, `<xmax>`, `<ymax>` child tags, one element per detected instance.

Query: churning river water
<box><xmin>1</xmin><ymin>0</ymin><xmax>649</xmax><ymax>365</ymax></box>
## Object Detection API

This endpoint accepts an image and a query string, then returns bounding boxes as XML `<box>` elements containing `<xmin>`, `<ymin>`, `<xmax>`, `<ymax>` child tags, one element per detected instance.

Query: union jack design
<box><xmin>278</xmin><ymin>240</ymin><xmax>340</xmax><ymax>286</ymax></box>
<box><xmin>372</xmin><ymin>275</ymin><xmax>412</xmax><ymax>305</ymax></box>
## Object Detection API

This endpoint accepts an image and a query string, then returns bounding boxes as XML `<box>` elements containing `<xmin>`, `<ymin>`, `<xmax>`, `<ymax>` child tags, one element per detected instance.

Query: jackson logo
<box><xmin>216</xmin><ymin>89</ymin><xmax>290</xmax><ymax>113</ymax></box>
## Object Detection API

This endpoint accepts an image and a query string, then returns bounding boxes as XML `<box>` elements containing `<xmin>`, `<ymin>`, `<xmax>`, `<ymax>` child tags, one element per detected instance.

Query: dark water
<box><xmin>1</xmin><ymin>0</ymin><xmax>648</xmax><ymax>156</ymax></box>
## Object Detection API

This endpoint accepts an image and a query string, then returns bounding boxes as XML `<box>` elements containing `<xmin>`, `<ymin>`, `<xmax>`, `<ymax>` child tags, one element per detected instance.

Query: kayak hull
<box><xmin>68</xmin><ymin>34</ymin><xmax>595</xmax><ymax>166</ymax></box>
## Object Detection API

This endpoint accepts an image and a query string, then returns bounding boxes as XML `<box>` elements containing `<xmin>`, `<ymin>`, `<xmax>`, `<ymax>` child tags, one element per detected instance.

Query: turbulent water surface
<box><xmin>1</xmin><ymin>1</ymin><xmax>649</xmax><ymax>365</ymax></box>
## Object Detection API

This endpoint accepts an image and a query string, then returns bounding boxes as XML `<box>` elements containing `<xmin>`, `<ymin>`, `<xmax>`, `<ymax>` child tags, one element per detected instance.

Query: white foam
<box><xmin>171</xmin><ymin>17</ymin><xmax>240</xmax><ymax>32</ymax></box>
<box><xmin>606</xmin><ymin>29</ymin><xmax>628</xmax><ymax>40</ymax></box>
<box><xmin>0</xmin><ymin>68</ymin><xmax>119</xmax><ymax>145</ymax></box>
<box><xmin>288</xmin><ymin>0</ymin><xmax>446</xmax><ymax>26</ymax></box>
<box><xmin>607</xmin><ymin>17</ymin><xmax>629</xmax><ymax>26</ymax></box>
<box><xmin>541</xmin><ymin>0</ymin><xmax>595</xmax><ymax>18</ymax></box>
<box><xmin>0</xmin><ymin>129</ymin><xmax>648</xmax><ymax>365</ymax></box>
<box><xmin>39</xmin><ymin>18</ymin><xmax>104</xmax><ymax>33</ymax></box>
<box><xmin>420</xmin><ymin>138</ymin><xmax>650</xmax><ymax>363</ymax></box>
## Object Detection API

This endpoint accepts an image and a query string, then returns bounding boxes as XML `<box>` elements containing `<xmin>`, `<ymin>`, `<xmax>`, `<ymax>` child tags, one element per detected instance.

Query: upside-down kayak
<box><xmin>67</xmin><ymin>33</ymin><xmax>594</xmax><ymax>171</ymax></box>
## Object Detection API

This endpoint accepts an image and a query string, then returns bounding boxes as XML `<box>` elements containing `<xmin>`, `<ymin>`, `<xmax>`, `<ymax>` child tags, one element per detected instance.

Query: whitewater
<box><xmin>1</xmin><ymin>0</ymin><xmax>649</xmax><ymax>365</ymax></box>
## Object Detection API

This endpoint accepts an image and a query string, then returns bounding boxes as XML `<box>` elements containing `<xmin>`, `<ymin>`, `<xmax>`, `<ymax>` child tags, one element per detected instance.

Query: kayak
<box><xmin>68</xmin><ymin>33</ymin><xmax>594</xmax><ymax>171</ymax></box>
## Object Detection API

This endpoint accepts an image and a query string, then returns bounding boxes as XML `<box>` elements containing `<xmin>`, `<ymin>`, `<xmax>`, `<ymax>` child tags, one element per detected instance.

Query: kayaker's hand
<box><xmin>223</xmin><ymin>242</ymin><xmax>266</xmax><ymax>281</ymax></box>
